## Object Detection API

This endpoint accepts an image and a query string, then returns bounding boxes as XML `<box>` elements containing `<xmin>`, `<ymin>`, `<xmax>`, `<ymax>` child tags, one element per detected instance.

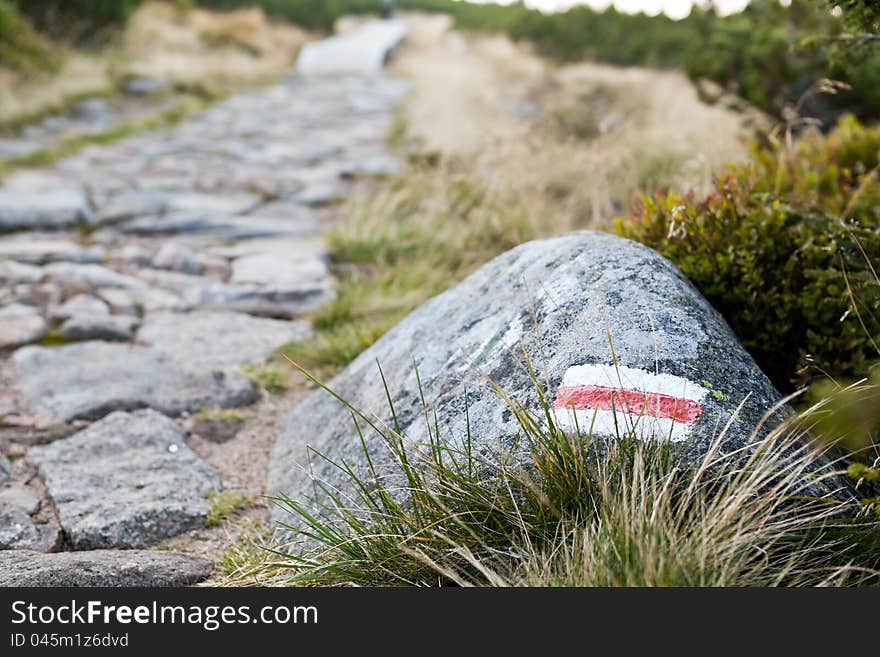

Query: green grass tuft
<box><xmin>205</xmin><ymin>490</ymin><xmax>253</xmax><ymax>528</ymax></box>
<box><xmin>263</xmin><ymin>360</ymin><xmax>880</xmax><ymax>587</ymax></box>
<box><xmin>242</xmin><ymin>362</ymin><xmax>292</xmax><ymax>394</ymax></box>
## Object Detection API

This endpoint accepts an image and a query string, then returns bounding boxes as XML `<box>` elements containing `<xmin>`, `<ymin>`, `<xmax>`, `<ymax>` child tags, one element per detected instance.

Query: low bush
<box><xmin>13</xmin><ymin>0</ymin><xmax>143</xmax><ymax>42</ymax></box>
<box><xmin>616</xmin><ymin>116</ymin><xmax>880</xmax><ymax>391</ymax></box>
<box><xmin>0</xmin><ymin>1</ymin><xmax>60</xmax><ymax>73</ymax></box>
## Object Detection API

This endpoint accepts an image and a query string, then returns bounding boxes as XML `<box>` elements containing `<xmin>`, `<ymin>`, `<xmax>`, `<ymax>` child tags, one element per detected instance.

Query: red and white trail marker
<box><xmin>552</xmin><ymin>364</ymin><xmax>709</xmax><ymax>443</ymax></box>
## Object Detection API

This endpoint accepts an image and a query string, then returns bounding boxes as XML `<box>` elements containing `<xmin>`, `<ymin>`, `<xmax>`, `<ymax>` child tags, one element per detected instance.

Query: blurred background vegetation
<box><xmin>4</xmin><ymin>0</ymin><xmax>880</xmax><ymax>126</ymax></box>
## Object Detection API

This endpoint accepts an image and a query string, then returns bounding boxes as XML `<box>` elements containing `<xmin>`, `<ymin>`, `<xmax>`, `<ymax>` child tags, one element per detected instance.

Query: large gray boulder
<box><xmin>28</xmin><ymin>410</ymin><xmax>220</xmax><ymax>549</ymax></box>
<box><xmin>0</xmin><ymin>549</ymin><xmax>212</xmax><ymax>586</ymax></box>
<box><xmin>267</xmin><ymin>231</ymin><xmax>841</xmax><ymax>518</ymax></box>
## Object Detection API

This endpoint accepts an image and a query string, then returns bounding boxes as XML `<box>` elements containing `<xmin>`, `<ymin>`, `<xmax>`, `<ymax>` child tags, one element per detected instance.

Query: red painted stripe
<box><xmin>553</xmin><ymin>385</ymin><xmax>703</xmax><ymax>424</ymax></box>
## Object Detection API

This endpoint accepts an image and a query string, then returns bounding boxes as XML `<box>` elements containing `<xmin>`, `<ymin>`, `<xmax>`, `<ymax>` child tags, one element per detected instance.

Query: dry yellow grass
<box><xmin>0</xmin><ymin>53</ymin><xmax>111</xmax><ymax>126</ymax></box>
<box><xmin>394</xmin><ymin>12</ymin><xmax>756</xmax><ymax>226</ymax></box>
<box><xmin>121</xmin><ymin>2</ymin><xmax>310</xmax><ymax>91</ymax></box>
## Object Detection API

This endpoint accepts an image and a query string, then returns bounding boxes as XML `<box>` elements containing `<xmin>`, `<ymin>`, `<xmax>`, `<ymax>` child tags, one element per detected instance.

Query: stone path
<box><xmin>298</xmin><ymin>19</ymin><xmax>407</xmax><ymax>76</ymax></box>
<box><xmin>0</xmin><ymin>77</ymin><xmax>174</xmax><ymax>163</ymax></box>
<box><xmin>0</xmin><ymin>20</ymin><xmax>410</xmax><ymax>585</ymax></box>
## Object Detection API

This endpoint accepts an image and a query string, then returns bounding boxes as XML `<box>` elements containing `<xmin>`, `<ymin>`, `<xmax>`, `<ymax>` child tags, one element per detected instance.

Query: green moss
<box><xmin>205</xmin><ymin>490</ymin><xmax>252</xmax><ymax>528</ymax></box>
<box><xmin>38</xmin><ymin>330</ymin><xmax>71</xmax><ymax>347</ymax></box>
<box><xmin>0</xmin><ymin>2</ymin><xmax>61</xmax><ymax>75</ymax></box>
<box><xmin>242</xmin><ymin>362</ymin><xmax>291</xmax><ymax>394</ymax></box>
<box><xmin>196</xmin><ymin>407</ymin><xmax>248</xmax><ymax>423</ymax></box>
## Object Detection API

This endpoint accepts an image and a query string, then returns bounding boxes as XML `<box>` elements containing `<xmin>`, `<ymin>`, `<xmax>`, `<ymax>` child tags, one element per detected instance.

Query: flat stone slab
<box><xmin>43</xmin><ymin>262</ymin><xmax>140</xmax><ymax>290</ymax></box>
<box><xmin>0</xmin><ymin>187</ymin><xmax>92</xmax><ymax>231</ymax></box>
<box><xmin>60</xmin><ymin>314</ymin><xmax>139</xmax><ymax>341</ymax></box>
<box><xmin>0</xmin><ymin>261</ymin><xmax>43</xmax><ymax>284</ymax></box>
<box><xmin>0</xmin><ymin>304</ymin><xmax>47</xmax><ymax>349</ymax></box>
<box><xmin>94</xmin><ymin>189</ymin><xmax>169</xmax><ymax>222</ymax></box>
<box><xmin>0</xmin><ymin>549</ymin><xmax>213</xmax><ymax>586</ymax></box>
<box><xmin>165</xmin><ymin>191</ymin><xmax>263</xmax><ymax>215</ymax></box>
<box><xmin>12</xmin><ymin>342</ymin><xmax>258</xmax><ymax>422</ymax></box>
<box><xmin>0</xmin><ymin>504</ymin><xmax>59</xmax><ymax>552</ymax></box>
<box><xmin>28</xmin><ymin>410</ymin><xmax>220</xmax><ymax>549</ymax></box>
<box><xmin>0</xmin><ymin>453</ymin><xmax>10</xmax><ymax>485</ymax></box>
<box><xmin>183</xmin><ymin>279</ymin><xmax>333</xmax><ymax>318</ymax></box>
<box><xmin>231</xmin><ymin>252</ymin><xmax>328</xmax><ymax>286</ymax></box>
<box><xmin>120</xmin><ymin>212</ymin><xmax>315</xmax><ymax>240</ymax></box>
<box><xmin>0</xmin><ymin>235</ymin><xmax>105</xmax><ymax>264</ymax></box>
<box><xmin>137</xmin><ymin>310</ymin><xmax>310</xmax><ymax>369</ymax></box>
<box><xmin>297</xmin><ymin>19</ymin><xmax>407</xmax><ymax>76</ymax></box>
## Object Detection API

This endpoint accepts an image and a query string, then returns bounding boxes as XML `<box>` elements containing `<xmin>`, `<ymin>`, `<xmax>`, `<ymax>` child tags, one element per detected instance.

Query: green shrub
<box><xmin>197</xmin><ymin>0</ymin><xmax>379</xmax><ymax>32</ymax></box>
<box><xmin>13</xmin><ymin>0</ymin><xmax>143</xmax><ymax>42</ymax></box>
<box><xmin>616</xmin><ymin>116</ymin><xmax>880</xmax><ymax>391</ymax></box>
<box><xmin>0</xmin><ymin>1</ymin><xmax>60</xmax><ymax>73</ymax></box>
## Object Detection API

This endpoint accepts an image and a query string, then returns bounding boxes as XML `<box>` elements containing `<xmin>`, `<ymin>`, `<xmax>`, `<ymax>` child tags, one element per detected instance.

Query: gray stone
<box><xmin>0</xmin><ymin>138</ymin><xmax>45</xmax><ymax>160</ymax></box>
<box><xmin>96</xmin><ymin>285</ymin><xmax>186</xmax><ymax>315</ymax></box>
<box><xmin>231</xmin><ymin>252</ymin><xmax>327</xmax><ymax>286</ymax></box>
<box><xmin>341</xmin><ymin>153</ymin><xmax>403</xmax><ymax>178</ymax></box>
<box><xmin>0</xmin><ymin>453</ymin><xmax>10</xmax><ymax>486</ymax></box>
<box><xmin>0</xmin><ymin>261</ymin><xmax>43</xmax><ymax>284</ymax></box>
<box><xmin>95</xmin><ymin>287</ymin><xmax>141</xmax><ymax>315</ymax></box>
<box><xmin>121</xmin><ymin>212</ymin><xmax>310</xmax><ymax>240</ymax></box>
<box><xmin>0</xmin><ymin>485</ymin><xmax>56</xmax><ymax>551</ymax></box>
<box><xmin>9</xmin><ymin>282</ymin><xmax>62</xmax><ymax>311</ymax></box>
<box><xmin>247</xmin><ymin>201</ymin><xmax>321</xmax><ymax>227</ymax></box>
<box><xmin>297</xmin><ymin>19</ymin><xmax>407</xmax><ymax>76</ymax></box>
<box><xmin>0</xmin><ymin>506</ymin><xmax>42</xmax><ymax>550</ymax></box>
<box><xmin>151</xmin><ymin>243</ymin><xmax>203</xmax><ymax>275</ymax></box>
<box><xmin>96</xmin><ymin>189</ymin><xmax>168</xmax><ymax>222</ymax></box>
<box><xmin>12</xmin><ymin>342</ymin><xmax>258</xmax><ymax>422</ymax></box>
<box><xmin>73</xmin><ymin>97</ymin><xmax>112</xmax><ymax>122</ymax></box>
<box><xmin>137</xmin><ymin>310</ymin><xmax>310</xmax><ymax>369</ymax></box>
<box><xmin>124</xmin><ymin>76</ymin><xmax>170</xmax><ymax>96</ymax></box>
<box><xmin>267</xmin><ymin>231</ymin><xmax>844</xmax><ymax>518</ymax></box>
<box><xmin>0</xmin><ymin>485</ymin><xmax>40</xmax><ymax>515</ymax></box>
<box><xmin>0</xmin><ymin>187</ymin><xmax>92</xmax><ymax>230</ymax></box>
<box><xmin>166</xmin><ymin>191</ymin><xmax>262</xmax><ymax>216</ymax></box>
<box><xmin>183</xmin><ymin>279</ymin><xmax>333</xmax><ymax>318</ymax></box>
<box><xmin>0</xmin><ymin>549</ymin><xmax>212</xmax><ymax>586</ymax></box>
<box><xmin>60</xmin><ymin>314</ymin><xmax>139</xmax><ymax>342</ymax></box>
<box><xmin>44</xmin><ymin>263</ymin><xmax>139</xmax><ymax>290</ymax></box>
<box><xmin>135</xmin><ymin>268</ymin><xmax>206</xmax><ymax>295</ymax></box>
<box><xmin>295</xmin><ymin>181</ymin><xmax>348</xmax><ymax>207</ymax></box>
<box><xmin>0</xmin><ymin>236</ymin><xmax>105</xmax><ymax>264</ymax></box>
<box><xmin>28</xmin><ymin>410</ymin><xmax>220</xmax><ymax>549</ymax></box>
<box><xmin>48</xmin><ymin>293</ymin><xmax>110</xmax><ymax>322</ymax></box>
<box><xmin>0</xmin><ymin>305</ymin><xmax>47</xmax><ymax>349</ymax></box>
<box><xmin>116</xmin><ymin>243</ymin><xmax>154</xmax><ymax>267</ymax></box>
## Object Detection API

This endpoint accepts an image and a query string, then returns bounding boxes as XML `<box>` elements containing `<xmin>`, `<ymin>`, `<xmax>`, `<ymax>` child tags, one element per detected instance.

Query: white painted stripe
<box><xmin>554</xmin><ymin>408</ymin><xmax>691</xmax><ymax>442</ymax></box>
<box><xmin>560</xmin><ymin>364</ymin><xmax>709</xmax><ymax>403</ymax></box>
<box><xmin>553</xmin><ymin>364</ymin><xmax>709</xmax><ymax>443</ymax></box>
